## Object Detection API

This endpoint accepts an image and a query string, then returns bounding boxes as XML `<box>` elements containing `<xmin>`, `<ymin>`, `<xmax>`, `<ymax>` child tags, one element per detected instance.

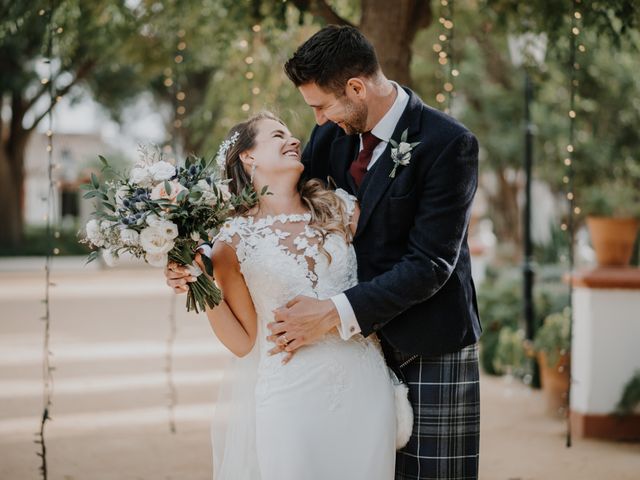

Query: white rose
<box><xmin>130</xmin><ymin>167</ymin><xmax>153</xmax><ymax>187</ymax></box>
<box><xmin>119</xmin><ymin>228</ymin><xmax>140</xmax><ymax>246</ymax></box>
<box><xmin>146</xmin><ymin>213</ymin><xmax>164</xmax><ymax>227</ymax></box>
<box><xmin>150</xmin><ymin>180</ymin><xmax>187</xmax><ymax>204</ymax></box>
<box><xmin>139</xmin><ymin>226</ymin><xmax>175</xmax><ymax>255</ymax></box>
<box><xmin>190</xmin><ymin>231</ymin><xmax>201</xmax><ymax>241</ymax></box>
<box><xmin>145</xmin><ymin>216</ymin><xmax>178</xmax><ymax>240</ymax></box>
<box><xmin>148</xmin><ymin>161</ymin><xmax>176</xmax><ymax>182</ymax></box>
<box><xmin>196</xmin><ymin>179</ymin><xmax>211</xmax><ymax>191</ymax></box>
<box><xmin>101</xmin><ymin>248</ymin><xmax>119</xmax><ymax>267</ymax></box>
<box><xmin>147</xmin><ymin>213</ymin><xmax>178</xmax><ymax>240</ymax></box>
<box><xmin>145</xmin><ymin>252</ymin><xmax>168</xmax><ymax>268</ymax></box>
<box><xmin>85</xmin><ymin>219</ymin><xmax>104</xmax><ymax>247</ymax></box>
<box><xmin>398</xmin><ymin>142</ymin><xmax>412</xmax><ymax>155</ymax></box>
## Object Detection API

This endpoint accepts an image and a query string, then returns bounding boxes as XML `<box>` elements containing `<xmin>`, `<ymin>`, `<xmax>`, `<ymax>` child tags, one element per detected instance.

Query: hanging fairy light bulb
<box><xmin>434</xmin><ymin>0</ymin><xmax>456</xmax><ymax>113</ymax></box>
<box><xmin>241</xmin><ymin>21</ymin><xmax>263</xmax><ymax>114</ymax></box>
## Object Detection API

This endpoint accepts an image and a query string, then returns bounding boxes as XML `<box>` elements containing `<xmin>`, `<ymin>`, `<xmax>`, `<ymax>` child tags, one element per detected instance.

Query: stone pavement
<box><xmin>0</xmin><ymin>263</ymin><xmax>638</xmax><ymax>479</ymax></box>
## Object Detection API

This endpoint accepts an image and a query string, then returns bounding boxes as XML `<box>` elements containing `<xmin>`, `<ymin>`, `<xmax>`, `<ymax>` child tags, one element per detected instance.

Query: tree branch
<box><xmin>25</xmin><ymin>60</ymin><xmax>96</xmax><ymax>133</ymax></box>
<box><xmin>24</xmin><ymin>59</ymin><xmax>96</xmax><ymax>114</ymax></box>
<box><xmin>291</xmin><ymin>0</ymin><xmax>354</xmax><ymax>27</ymax></box>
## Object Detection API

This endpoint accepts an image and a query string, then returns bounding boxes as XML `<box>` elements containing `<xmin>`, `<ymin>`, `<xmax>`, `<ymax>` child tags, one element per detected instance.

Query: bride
<box><xmin>165</xmin><ymin>111</ymin><xmax>397</xmax><ymax>479</ymax></box>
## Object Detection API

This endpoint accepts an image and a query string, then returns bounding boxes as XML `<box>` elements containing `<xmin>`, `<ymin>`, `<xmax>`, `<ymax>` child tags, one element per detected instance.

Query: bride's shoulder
<box><xmin>215</xmin><ymin>215</ymin><xmax>251</xmax><ymax>244</ymax></box>
<box><xmin>333</xmin><ymin>188</ymin><xmax>358</xmax><ymax>217</ymax></box>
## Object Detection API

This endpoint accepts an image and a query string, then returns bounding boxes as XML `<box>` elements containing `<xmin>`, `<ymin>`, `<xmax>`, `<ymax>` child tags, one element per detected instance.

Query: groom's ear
<box><xmin>345</xmin><ymin>78</ymin><xmax>366</xmax><ymax>99</ymax></box>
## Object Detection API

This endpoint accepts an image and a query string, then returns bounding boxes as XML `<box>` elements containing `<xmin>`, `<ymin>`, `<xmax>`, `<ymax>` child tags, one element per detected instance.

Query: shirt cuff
<box><xmin>331</xmin><ymin>294</ymin><xmax>361</xmax><ymax>340</ymax></box>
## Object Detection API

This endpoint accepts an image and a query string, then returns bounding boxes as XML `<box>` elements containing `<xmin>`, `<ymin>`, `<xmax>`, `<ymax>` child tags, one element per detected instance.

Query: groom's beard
<box><xmin>338</xmin><ymin>100</ymin><xmax>368</xmax><ymax>135</ymax></box>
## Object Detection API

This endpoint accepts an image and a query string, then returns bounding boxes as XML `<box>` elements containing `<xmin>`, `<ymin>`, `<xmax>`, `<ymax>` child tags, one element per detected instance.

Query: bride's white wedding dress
<box><xmin>211</xmin><ymin>190</ymin><xmax>395</xmax><ymax>480</ymax></box>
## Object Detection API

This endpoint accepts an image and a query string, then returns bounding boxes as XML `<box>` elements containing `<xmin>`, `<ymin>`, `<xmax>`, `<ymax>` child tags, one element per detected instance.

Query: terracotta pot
<box><xmin>586</xmin><ymin>216</ymin><xmax>639</xmax><ymax>267</ymax></box>
<box><xmin>537</xmin><ymin>351</ymin><xmax>570</xmax><ymax>416</ymax></box>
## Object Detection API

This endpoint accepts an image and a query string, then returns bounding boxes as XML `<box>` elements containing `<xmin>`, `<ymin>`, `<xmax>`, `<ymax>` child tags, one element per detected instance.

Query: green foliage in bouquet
<box><xmin>80</xmin><ymin>149</ymin><xmax>264</xmax><ymax>313</ymax></box>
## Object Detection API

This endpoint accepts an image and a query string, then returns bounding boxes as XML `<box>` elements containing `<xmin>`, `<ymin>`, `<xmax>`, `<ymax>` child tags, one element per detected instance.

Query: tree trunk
<box><xmin>487</xmin><ymin>169</ymin><xmax>521</xmax><ymax>257</ymax></box>
<box><xmin>0</xmin><ymin>141</ymin><xmax>26</xmax><ymax>249</ymax></box>
<box><xmin>360</xmin><ymin>0</ymin><xmax>432</xmax><ymax>85</ymax></box>
<box><xmin>0</xmin><ymin>92</ymin><xmax>31</xmax><ymax>249</ymax></box>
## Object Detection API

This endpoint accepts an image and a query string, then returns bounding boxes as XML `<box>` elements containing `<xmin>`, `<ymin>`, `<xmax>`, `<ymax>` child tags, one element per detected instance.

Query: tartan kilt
<box><xmin>382</xmin><ymin>342</ymin><xmax>480</xmax><ymax>480</ymax></box>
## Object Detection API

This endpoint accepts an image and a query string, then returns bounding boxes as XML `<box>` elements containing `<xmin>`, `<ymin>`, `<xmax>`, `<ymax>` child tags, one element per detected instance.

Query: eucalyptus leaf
<box><xmin>177</xmin><ymin>190</ymin><xmax>188</xmax><ymax>203</ymax></box>
<box><xmin>85</xmin><ymin>250</ymin><xmax>99</xmax><ymax>264</ymax></box>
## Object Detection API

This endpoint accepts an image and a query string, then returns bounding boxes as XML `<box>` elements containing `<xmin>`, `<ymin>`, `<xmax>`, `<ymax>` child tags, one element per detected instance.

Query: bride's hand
<box><xmin>164</xmin><ymin>262</ymin><xmax>196</xmax><ymax>294</ymax></box>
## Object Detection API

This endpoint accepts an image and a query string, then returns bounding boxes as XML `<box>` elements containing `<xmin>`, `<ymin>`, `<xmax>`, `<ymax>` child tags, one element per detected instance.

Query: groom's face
<box><xmin>298</xmin><ymin>82</ymin><xmax>368</xmax><ymax>135</ymax></box>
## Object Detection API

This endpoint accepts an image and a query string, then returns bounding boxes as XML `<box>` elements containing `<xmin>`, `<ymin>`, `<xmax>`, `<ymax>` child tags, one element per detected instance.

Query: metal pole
<box><xmin>523</xmin><ymin>70</ymin><xmax>535</xmax><ymax>342</ymax></box>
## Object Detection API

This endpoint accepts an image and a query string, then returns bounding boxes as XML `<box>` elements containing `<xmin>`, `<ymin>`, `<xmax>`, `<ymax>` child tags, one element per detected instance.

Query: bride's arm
<box><xmin>198</xmin><ymin>241</ymin><xmax>257</xmax><ymax>358</ymax></box>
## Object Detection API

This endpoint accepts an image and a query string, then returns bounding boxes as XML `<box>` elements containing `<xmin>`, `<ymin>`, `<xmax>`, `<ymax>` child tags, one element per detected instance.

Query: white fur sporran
<box><xmin>389</xmin><ymin>368</ymin><xmax>413</xmax><ymax>449</ymax></box>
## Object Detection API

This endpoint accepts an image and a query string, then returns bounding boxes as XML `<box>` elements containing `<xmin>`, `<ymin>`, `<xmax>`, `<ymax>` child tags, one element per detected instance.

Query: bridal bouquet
<box><xmin>81</xmin><ymin>145</ymin><xmax>261</xmax><ymax>313</ymax></box>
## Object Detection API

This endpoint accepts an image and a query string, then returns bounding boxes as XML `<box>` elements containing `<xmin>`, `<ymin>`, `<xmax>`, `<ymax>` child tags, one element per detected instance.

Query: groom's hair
<box><xmin>284</xmin><ymin>25</ymin><xmax>379</xmax><ymax>96</ymax></box>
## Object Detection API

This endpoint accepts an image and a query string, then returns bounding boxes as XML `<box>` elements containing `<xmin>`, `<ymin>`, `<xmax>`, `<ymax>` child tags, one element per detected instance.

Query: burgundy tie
<box><xmin>349</xmin><ymin>132</ymin><xmax>382</xmax><ymax>188</ymax></box>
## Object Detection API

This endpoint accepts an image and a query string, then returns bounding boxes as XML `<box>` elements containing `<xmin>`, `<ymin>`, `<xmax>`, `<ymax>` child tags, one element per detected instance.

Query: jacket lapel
<box><xmin>329</xmin><ymin>133</ymin><xmax>359</xmax><ymax>194</ymax></box>
<box><xmin>355</xmin><ymin>89</ymin><xmax>423</xmax><ymax>239</ymax></box>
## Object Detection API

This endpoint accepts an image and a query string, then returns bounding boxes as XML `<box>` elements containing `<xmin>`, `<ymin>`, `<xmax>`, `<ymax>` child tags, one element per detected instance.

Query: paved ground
<box><xmin>1</xmin><ymin>262</ymin><xmax>639</xmax><ymax>479</ymax></box>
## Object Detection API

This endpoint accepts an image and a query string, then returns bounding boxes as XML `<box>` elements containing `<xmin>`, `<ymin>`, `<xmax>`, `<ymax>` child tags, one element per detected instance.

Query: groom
<box><xmin>268</xmin><ymin>25</ymin><xmax>481</xmax><ymax>480</ymax></box>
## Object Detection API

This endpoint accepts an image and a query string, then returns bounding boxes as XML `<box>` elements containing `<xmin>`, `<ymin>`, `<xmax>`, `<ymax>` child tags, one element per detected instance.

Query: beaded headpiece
<box><xmin>216</xmin><ymin>131</ymin><xmax>240</xmax><ymax>169</ymax></box>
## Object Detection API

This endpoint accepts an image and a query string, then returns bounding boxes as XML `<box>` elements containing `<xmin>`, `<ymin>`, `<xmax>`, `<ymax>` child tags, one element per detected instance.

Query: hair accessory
<box><xmin>216</xmin><ymin>131</ymin><xmax>240</xmax><ymax>169</ymax></box>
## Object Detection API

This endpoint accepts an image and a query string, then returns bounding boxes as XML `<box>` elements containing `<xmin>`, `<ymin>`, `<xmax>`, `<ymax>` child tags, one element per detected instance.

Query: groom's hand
<box><xmin>267</xmin><ymin>296</ymin><xmax>340</xmax><ymax>352</ymax></box>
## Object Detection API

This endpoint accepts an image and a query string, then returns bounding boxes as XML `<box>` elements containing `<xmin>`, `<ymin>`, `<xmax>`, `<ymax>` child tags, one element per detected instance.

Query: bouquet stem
<box><xmin>186</xmin><ymin>273</ymin><xmax>222</xmax><ymax>313</ymax></box>
<box><xmin>169</xmin><ymin>248</ymin><xmax>222</xmax><ymax>313</ymax></box>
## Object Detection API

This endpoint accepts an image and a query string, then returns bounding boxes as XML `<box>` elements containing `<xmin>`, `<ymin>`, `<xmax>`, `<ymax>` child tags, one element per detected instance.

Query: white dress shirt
<box><xmin>332</xmin><ymin>82</ymin><xmax>410</xmax><ymax>340</ymax></box>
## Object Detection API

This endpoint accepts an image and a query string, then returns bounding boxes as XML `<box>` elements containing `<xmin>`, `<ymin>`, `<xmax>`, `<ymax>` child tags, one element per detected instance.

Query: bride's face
<box><xmin>243</xmin><ymin>119</ymin><xmax>303</xmax><ymax>177</ymax></box>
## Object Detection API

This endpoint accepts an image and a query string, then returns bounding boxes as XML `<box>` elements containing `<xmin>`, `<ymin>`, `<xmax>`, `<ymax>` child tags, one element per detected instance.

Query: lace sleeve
<box><xmin>212</xmin><ymin>217</ymin><xmax>248</xmax><ymax>263</ymax></box>
<box><xmin>334</xmin><ymin>188</ymin><xmax>358</xmax><ymax>221</ymax></box>
<box><xmin>215</xmin><ymin>220</ymin><xmax>238</xmax><ymax>245</ymax></box>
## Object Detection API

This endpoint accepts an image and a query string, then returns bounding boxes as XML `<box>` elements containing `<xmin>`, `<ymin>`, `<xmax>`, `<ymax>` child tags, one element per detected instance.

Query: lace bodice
<box><xmin>216</xmin><ymin>189</ymin><xmax>358</xmax><ymax>356</ymax></box>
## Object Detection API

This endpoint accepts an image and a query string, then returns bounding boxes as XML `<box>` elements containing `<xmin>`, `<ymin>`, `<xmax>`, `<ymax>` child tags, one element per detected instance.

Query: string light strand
<box><xmin>564</xmin><ymin>0</ymin><xmax>583</xmax><ymax>449</ymax></box>
<box><xmin>37</xmin><ymin>3</ymin><xmax>57</xmax><ymax>478</ymax></box>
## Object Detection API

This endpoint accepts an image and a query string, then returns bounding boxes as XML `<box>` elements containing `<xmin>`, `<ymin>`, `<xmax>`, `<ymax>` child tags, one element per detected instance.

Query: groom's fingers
<box><xmin>284</xmin><ymin>337</ymin><xmax>305</xmax><ymax>352</ymax></box>
<box><xmin>267</xmin><ymin>321</ymin><xmax>287</xmax><ymax>335</ymax></box>
<box><xmin>285</xmin><ymin>296</ymin><xmax>303</xmax><ymax>308</ymax></box>
<box><xmin>281</xmin><ymin>351</ymin><xmax>295</xmax><ymax>365</ymax></box>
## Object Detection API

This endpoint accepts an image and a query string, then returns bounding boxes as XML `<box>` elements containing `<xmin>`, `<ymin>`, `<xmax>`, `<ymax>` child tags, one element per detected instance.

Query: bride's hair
<box><xmin>223</xmin><ymin>111</ymin><xmax>353</xmax><ymax>254</ymax></box>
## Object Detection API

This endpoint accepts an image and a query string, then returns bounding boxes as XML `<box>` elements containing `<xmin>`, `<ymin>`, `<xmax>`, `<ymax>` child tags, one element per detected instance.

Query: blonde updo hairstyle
<box><xmin>223</xmin><ymin>111</ymin><xmax>353</xmax><ymax>255</ymax></box>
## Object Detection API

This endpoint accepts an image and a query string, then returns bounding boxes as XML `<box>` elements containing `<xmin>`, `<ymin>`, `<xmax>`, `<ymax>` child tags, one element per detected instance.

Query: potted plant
<box><xmin>534</xmin><ymin>312</ymin><xmax>571</xmax><ymax>416</ymax></box>
<box><xmin>580</xmin><ymin>182</ymin><xmax>640</xmax><ymax>267</ymax></box>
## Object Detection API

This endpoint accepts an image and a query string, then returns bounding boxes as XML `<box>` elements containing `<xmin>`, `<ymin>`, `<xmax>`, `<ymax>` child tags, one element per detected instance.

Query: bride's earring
<box><xmin>250</xmin><ymin>163</ymin><xmax>257</xmax><ymax>183</ymax></box>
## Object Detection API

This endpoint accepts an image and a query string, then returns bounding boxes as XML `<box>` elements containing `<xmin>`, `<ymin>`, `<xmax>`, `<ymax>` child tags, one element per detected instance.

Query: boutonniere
<box><xmin>389</xmin><ymin>129</ymin><xmax>420</xmax><ymax>178</ymax></box>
